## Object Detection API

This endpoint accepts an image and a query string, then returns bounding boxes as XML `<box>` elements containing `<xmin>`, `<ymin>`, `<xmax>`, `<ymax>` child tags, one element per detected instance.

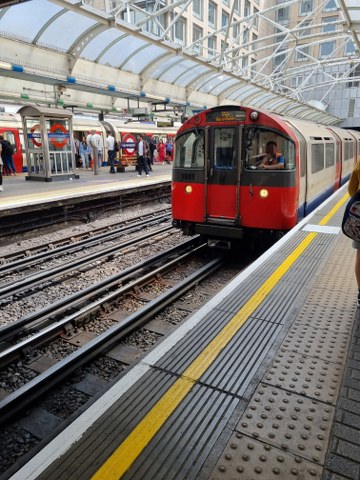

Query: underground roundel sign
<box><xmin>48</xmin><ymin>123</ymin><xmax>69</xmax><ymax>148</ymax></box>
<box><xmin>120</xmin><ymin>133</ymin><xmax>137</xmax><ymax>154</ymax></box>
<box><xmin>29</xmin><ymin>124</ymin><xmax>42</xmax><ymax>147</ymax></box>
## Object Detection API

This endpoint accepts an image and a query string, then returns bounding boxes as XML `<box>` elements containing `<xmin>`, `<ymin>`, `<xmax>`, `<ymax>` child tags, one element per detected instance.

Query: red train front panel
<box><xmin>172</xmin><ymin>105</ymin><xmax>299</xmax><ymax>238</ymax></box>
<box><xmin>172</xmin><ymin>182</ymin><xmax>205</xmax><ymax>222</ymax></box>
<box><xmin>206</xmin><ymin>185</ymin><xmax>238</xmax><ymax>219</ymax></box>
<box><xmin>239</xmin><ymin>185</ymin><xmax>298</xmax><ymax>230</ymax></box>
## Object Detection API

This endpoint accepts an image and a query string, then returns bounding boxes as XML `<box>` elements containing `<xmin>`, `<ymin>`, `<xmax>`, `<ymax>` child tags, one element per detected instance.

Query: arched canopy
<box><xmin>18</xmin><ymin>105</ymin><xmax>73</xmax><ymax>117</ymax></box>
<box><xmin>0</xmin><ymin>0</ymin><xmax>358</xmax><ymax>125</ymax></box>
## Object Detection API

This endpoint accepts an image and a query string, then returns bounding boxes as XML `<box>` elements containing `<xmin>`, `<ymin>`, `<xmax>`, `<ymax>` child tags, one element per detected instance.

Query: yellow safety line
<box><xmin>92</xmin><ymin>193</ymin><xmax>348</xmax><ymax>480</ymax></box>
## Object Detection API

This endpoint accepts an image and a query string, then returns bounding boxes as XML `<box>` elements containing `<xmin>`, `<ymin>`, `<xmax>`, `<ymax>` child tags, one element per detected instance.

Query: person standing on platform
<box><xmin>95</xmin><ymin>132</ymin><xmax>103</xmax><ymax>170</ymax></box>
<box><xmin>79</xmin><ymin>137</ymin><xmax>89</xmax><ymax>169</ymax></box>
<box><xmin>89</xmin><ymin>130</ymin><xmax>101</xmax><ymax>174</ymax></box>
<box><xmin>86</xmin><ymin>131</ymin><xmax>94</xmax><ymax>169</ymax></box>
<box><xmin>165</xmin><ymin>139</ymin><xmax>173</xmax><ymax>164</ymax></box>
<box><xmin>0</xmin><ymin>135</ymin><xmax>16</xmax><ymax>176</ymax></box>
<box><xmin>136</xmin><ymin>134</ymin><xmax>150</xmax><ymax>177</ymax></box>
<box><xmin>91</xmin><ymin>130</ymin><xmax>103</xmax><ymax>171</ymax></box>
<box><xmin>0</xmin><ymin>142</ymin><xmax>3</xmax><ymax>191</ymax></box>
<box><xmin>157</xmin><ymin>139</ymin><xmax>166</xmax><ymax>164</ymax></box>
<box><xmin>73</xmin><ymin>135</ymin><xmax>81</xmax><ymax>169</ymax></box>
<box><xmin>348</xmin><ymin>157</ymin><xmax>360</xmax><ymax>306</ymax></box>
<box><xmin>106</xmin><ymin>132</ymin><xmax>116</xmax><ymax>174</ymax></box>
<box><xmin>149</xmin><ymin>138</ymin><xmax>156</xmax><ymax>170</ymax></box>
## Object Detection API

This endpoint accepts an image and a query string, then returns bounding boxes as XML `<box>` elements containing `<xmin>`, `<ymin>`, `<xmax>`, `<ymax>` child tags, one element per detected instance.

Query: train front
<box><xmin>172</xmin><ymin>105</ymin><xmax>299</xmax><ymax>245</ymax></box>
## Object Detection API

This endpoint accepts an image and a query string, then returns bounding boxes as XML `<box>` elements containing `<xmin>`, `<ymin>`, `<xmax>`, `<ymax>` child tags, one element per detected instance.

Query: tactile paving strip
<box><xmin>235</xmin><ymin>383</ymin><xmax>334</xmax><ymax>464</ymax></box>
<box><xmin>210</xmin><ymin>435</ymin><xmax>322</xmax><ymax>479</ymax></box>
<box><xmin>305</xmin><ymin>286</ymin><xmax>355</xmax><ymax>310</ymax></box>
<box><xmin>281</xmin><ymin>323</ymin><xmax>351</xmax><ymax>364</ymax></box>
<box><xmin>294</xmin><ymin>303</ymin><xmax>354</xmax><ymax>333</ymax></box>
<box><xmin>263</xmin><ymin>350</ymin><xmax>343</xmax><ymax>404</ymax></box>
<box><xmin>316</xmin><ymin>271</ymin><xmax>355</xmax><ymax>295</ymax></box>
<box><xmin>318</xmin><ymin>257</ymin><xmax>354</xmax><ymax>279</ymax></box>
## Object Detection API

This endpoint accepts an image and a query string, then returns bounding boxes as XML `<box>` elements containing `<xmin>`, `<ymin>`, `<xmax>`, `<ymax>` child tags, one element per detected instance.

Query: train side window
<box><xmin>311</xmin><ymin>144</ymin><xmax>324</xmax><ymax>173</ymax></box>
<box><xmin>344</xmin><ymin>141</ymin><xmax>354</xmax><ymax>162</ymax></box>
<box><xmin>282</xmin><ymin>140</ymin><xmax>295</xmax><ymax>169</ymax></box>
<box><xmin>174</xmin><ymin>130</ymin><xmax>204</xmax><ymax>168</ymax></box>
<box><xmin>325</xmin><ymin>143</ymin><xmax>334</xmax><ymax>167</ymax></box>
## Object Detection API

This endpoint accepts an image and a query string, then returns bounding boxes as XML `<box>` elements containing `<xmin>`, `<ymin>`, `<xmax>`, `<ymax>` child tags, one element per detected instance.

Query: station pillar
<box><xmin>18</xmin><ymin>106</ymin><xmax>79</xmax><ymax>181</ymax></box>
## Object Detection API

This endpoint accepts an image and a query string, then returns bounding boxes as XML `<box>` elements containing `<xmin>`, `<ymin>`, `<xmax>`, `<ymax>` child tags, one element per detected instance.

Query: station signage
<box><xmin>121</xmin><ymin>133</ymin><xmax>137</xmax><ymax>155</ymax></box>
<box><xmin>121</xmin><ymin>142</ymin><xmax>136</xmax><ymax>149</ymax></box>
<box><xmin>48</xmin><ymin>123</ymin><xmax>69</xmax><ymax>148</ymax></box>
<box><xmin>206</xmin><ymin>110</ymin><xmax>246</xmax><ymax>123</ymax></box>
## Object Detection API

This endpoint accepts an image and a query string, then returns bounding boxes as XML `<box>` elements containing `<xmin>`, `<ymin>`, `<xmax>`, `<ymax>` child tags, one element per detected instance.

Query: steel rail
<box><xmin>0</xmin><ymin>241</ymin><xmax>207</xmax><ymax>367</ymax></box>
<box><xmin>0</xmin><ymin>256</ymin><xmax>224</xmax><ymax>425</ymax></box>
<box><xmin>0</xmin><ymin>237</ymin><xmax>202</xmax><ymax>345</ymax></box>
<box><xmin>0</xmin><ymin>211</ymin><xmax>171</xmax><ymax>274</ymax></box>
<box><xmin>0</xmin><ymin>224</ymin><xmax>174</xmax><ymax>301</ymax></box>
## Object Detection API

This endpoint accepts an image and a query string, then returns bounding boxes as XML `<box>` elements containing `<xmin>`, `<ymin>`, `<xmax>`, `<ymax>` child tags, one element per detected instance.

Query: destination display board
<box><xmin>206</xmin><ymin>109</ymin><xmax>246</xmax><ymax>123</ymax></box>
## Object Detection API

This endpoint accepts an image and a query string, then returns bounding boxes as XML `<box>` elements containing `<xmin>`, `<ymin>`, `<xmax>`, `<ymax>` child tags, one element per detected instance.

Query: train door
<box><xmin>332</xmin><ymin>132</ymin><xmax>342</xmax><ymax>189</ymax></box>
<box><xmin>0</xmin><ymin>127</ymin><xmax>22</xmax><ymax>172</ymax></box>
<box><xmin>205</xmin><ymin>126</ymin><xmax>241</xmax><ymax>222</ymax></box>
<box><xmin>289</xmin><ymin>126</ymin><xmax>307</xmax><ymax>219</ymax></box>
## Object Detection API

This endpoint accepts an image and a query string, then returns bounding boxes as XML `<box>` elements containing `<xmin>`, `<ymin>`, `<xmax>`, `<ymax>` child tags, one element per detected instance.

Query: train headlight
<box><xmin>259</xmin><ymin>189</ymin><xmax>269</xmax><ymax>198</ymax></box>
<box><xmin>185</xmin><ymin>185</ymin><xmax>192</xmax><ymax>194</ymax></box>
<box><xmin>250</xmin><ymin>111</ymin><xmax>259</xmax><ymax>121</ymax></box>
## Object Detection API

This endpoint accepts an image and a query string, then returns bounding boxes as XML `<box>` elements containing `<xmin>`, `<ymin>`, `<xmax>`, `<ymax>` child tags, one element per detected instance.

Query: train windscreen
<box><xmin>174</xmin><ymin>130</ymin><xmax>204</xmax><ymax>168</ymax></box>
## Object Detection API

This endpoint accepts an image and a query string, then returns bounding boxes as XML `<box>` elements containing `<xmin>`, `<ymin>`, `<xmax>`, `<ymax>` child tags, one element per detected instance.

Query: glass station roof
<box><xmin>0</xmin><ymin>0</ymin><xmax>358</xmax><ymax>124</ymax></box>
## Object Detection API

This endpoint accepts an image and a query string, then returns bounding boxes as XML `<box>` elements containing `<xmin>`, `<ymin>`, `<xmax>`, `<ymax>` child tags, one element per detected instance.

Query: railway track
<box><xmin>0</xmin><ymin>203</ymin><xmax>254</xmax><ymax>479</ymax></box>
<box><xmin>0</xmin><ymin>224</ymin><xmax>174</xmax><ymax>302</ymax></box>
<box><xmin>0</xmin><ymin>210</ymin><xmax>171</xmax><ymax>277</ymax></box>
<box><xmin>0</xmin><ymin>241</ymin><xmax>223</xmax><ymax>423</ymax></box>
<box><xmin>0</xmin><ymin>207</ymin><xmax>171</xmax><ymax>266</ymax></box>
<box><xmin>0</xmin><ymin>240</ymin><xmax>242</xmax><ymax>479</ymax></box>
<box><xmin>0</xmin><ymin>238</ymin><xmax>203</xmax><ymax>364</ymax></box>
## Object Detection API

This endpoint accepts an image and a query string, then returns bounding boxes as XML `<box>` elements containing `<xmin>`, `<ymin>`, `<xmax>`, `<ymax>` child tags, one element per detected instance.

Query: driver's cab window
<box><xmin>245</xmin><ymin>128</ymin><xmax>295</xmax><ymax>170</ymax></box>
<box><xmin>174</xmin><ymin>130</ymin><xmax>204</xmax><ymax>168</ymax></box>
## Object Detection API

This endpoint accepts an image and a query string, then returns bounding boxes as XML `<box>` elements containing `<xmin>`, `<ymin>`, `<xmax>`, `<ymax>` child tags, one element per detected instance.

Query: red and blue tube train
<box><xmin>172</xmin><ymin>105</ymin><xmax>360</xmax><ymax>244</ymax></box>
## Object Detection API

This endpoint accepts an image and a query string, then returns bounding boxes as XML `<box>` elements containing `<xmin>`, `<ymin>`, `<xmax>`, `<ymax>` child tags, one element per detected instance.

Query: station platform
<box><xmin>0</xmin><ymin>164</ymin><xmax>172</xmax><ymax>214</ymax></box>
<box><xmin>7</xmin><ymin>183</ymin><xmax>360</xmax><ymax>480</ymax></box>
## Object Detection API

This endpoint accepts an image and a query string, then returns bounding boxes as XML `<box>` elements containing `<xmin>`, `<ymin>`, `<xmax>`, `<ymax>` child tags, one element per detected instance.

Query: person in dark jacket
<box><xmin>0</xmin><ymin>134</ymin><xmax>16</xmax><ymax>176</ymax></box>
<box><xmin>149</xmin><ymin>138</ymin><xmax>156</xmax><ymax>169</ymax></box>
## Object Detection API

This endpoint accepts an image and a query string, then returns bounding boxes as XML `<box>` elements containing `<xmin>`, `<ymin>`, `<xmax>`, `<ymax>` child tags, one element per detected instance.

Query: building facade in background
<box><xmin>268</xmin><ymin>0</ymin><xmax>359</xmax><ymax>127</ymax></box>
<box><xmin>84</xmin><ymin>0</ymin><xmax>360</xmax><ymax>127</ymax></box>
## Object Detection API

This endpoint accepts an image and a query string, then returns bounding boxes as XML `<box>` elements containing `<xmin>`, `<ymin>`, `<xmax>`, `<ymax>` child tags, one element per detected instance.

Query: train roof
<box><xmin>177</xmin><ymin>105</ymin><xmax>359</xmax><ymax>144</ymax></box>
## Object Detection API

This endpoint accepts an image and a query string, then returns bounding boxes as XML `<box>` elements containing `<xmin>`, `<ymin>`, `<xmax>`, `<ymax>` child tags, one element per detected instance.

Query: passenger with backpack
<box><xmin>0</xmin><ymin>134</ymin><xmax>16</xmax><ymax>176</ymax></box>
